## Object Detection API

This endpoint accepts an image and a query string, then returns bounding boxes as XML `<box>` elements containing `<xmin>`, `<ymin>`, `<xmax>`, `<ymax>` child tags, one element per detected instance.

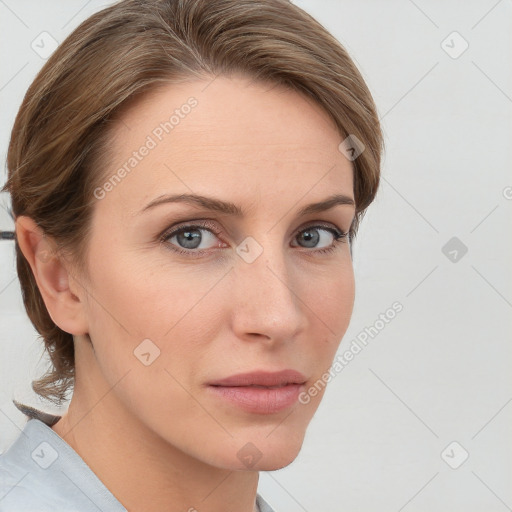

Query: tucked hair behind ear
<box><xmin>2</xmin><ymin>0</ymin><xmax>384</xmax><ymax>405</ymax></box>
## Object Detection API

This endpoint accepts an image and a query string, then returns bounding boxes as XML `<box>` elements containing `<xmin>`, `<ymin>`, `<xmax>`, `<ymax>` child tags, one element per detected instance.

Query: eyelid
<box><xmin>159</xmin><ymin>219</ymin><xmax>222</xmax><ymax>243</ymax></box>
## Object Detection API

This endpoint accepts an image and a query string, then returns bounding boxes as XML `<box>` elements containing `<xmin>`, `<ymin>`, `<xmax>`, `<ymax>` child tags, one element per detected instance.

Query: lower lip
<box><xmin>207</xmin><ymin>383</ymin><xmax>305</xmax><ymax>414</ymax></box>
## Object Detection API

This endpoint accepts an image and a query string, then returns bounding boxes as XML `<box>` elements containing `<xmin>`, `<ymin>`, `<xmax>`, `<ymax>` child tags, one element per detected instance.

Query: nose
<box><xmin>229</xmin><ymin>240</ymin><xmax>307</xmax><ymax>345</ymax></box>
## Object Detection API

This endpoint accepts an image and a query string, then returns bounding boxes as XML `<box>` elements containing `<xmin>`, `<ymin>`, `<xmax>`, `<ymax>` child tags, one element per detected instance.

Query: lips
<box><xmin>208</xmin><ymin>369</ymin><xmax>307</xmax><ymax>388</ymax></box>
<box><xmin>207</xmin><ymin>370</ymin><xmax>308</xmax><ymax>414</ymax></box>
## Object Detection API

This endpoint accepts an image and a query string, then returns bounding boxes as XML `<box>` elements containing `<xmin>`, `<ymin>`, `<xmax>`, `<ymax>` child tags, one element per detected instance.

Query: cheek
<box><xmin>85</xmin><ymin>242</ymin><xmax>211</xmax><ymax>337</ymax></box>
<box><xmin>305</xmin><ymin>261</ymin><xmax>355</xmax><ymax>333</ymax></box>
<box><xmin>83</xmin><ymin>250</ymin><xmax>227</xmax><ymax>385</ymax></box>
<box><xmin>81</xmin><ymin>257</ymin><xmax>217</xmax><ymax>427</ymax></box>
<box><xmin>300</xmin><ymin>264</ymin><xmax>355</xmax><ymax>375</ymax></box>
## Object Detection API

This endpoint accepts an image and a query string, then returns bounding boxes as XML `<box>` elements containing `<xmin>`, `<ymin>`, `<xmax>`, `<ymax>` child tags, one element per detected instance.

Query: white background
<box><xmin>1</xmin><ymin>1</ymin><xmax>511</xmax><ymax>511</ymax></box>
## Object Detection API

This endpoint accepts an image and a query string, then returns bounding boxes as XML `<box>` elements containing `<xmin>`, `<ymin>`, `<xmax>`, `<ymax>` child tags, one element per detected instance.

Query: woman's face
<box><xmin>79</xmin><ymin>75</ymin><xmax>355</xmax><ymax>470</ymax></box>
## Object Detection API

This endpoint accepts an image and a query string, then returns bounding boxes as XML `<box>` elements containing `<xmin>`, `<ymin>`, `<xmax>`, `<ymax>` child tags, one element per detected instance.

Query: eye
<box><xmin>292</xmin><ymin>224</ymin><xmax>348</xmax><ymax>254</ymax></box>
<box><xmin>160</xmin><ymin>220</ymin><xmax>223</xmax><ymax>257</ymax></box>
<box><xmin>159</xmin><ymin>220</ymin><xmax>348</xmax><ymax>257</ymax></box>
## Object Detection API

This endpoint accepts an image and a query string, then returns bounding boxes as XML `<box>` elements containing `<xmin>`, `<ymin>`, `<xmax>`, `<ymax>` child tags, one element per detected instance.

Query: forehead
<box><xmin>96</xmin><ymin>75</ymin><xmax>353</xmax><ymax>218</ymax></box>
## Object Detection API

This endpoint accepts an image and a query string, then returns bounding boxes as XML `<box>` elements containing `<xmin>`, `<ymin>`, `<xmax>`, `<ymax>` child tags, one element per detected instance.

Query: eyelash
<box><xmin>158</xmin><ymin>220</ymin><xmax>349</xmax><ymax>258</ymax></box>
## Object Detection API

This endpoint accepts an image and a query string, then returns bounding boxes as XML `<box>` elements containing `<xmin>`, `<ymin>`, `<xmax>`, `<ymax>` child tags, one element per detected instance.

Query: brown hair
<box><xmin>2</xmin><ymin>0</ymin><xmax>384</xmax><ymax>405</ymax></box>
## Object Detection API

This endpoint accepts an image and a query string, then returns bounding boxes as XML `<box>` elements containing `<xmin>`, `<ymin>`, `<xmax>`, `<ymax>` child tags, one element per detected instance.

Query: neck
<box><xmin>51</xmin><ymin>336</ymin><xmax>260</xmax><ymax>512</ymax></box>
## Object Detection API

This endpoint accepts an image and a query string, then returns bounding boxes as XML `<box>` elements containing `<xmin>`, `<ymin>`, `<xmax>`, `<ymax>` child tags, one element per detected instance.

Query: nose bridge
<box><xmin>230</xmin><ymin>231</ymin><xmax>305</xmax><ymax>339</ymax></box>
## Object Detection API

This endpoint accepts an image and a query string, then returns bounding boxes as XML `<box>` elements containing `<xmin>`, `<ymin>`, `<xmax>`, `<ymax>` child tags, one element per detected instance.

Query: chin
<box><xmin>253</xmin><ymin>451</ymin><xmax>300</xmax><ymax>471</ymax></box>
<box><xmin>215</xmin><ymin>428</ymin><xmax>307</xmax><ymax>472</ymax></box>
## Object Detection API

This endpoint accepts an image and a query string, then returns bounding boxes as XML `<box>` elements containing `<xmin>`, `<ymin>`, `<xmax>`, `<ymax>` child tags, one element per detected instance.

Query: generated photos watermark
<box><xmin>299</xmin><ymin>301</ymin><xmax>403</xmax><ymax>404</ymax></box>
<box><xmin>93</xmin><ymin>97</ymin><xmax>198</xmax><ymax>200</ymax></box>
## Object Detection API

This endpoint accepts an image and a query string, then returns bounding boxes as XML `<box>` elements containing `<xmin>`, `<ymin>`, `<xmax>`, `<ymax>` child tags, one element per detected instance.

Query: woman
<box><xmin>0</xmin><ymin>0</ymin><xmax>383</xmax><ymax>510</ymax></box>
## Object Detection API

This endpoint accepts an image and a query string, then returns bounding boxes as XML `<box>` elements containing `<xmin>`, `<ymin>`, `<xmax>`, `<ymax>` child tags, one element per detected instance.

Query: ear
<box><xmin>15</xmin><ymin>215</ymin><xmax>89</xmax><ymax>336</ymax></box>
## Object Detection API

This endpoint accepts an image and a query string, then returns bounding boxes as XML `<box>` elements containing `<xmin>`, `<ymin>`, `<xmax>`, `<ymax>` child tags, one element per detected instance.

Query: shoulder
<box><xmin>0</xmin><ymin>419</ymin><xmax>73</xmax><ymax>511</ymax></box>
<box><xmin>0</xmin><ymin>442</ymin><xmax>69</xmax><ymax>511</ymax></box>
<box><xmin>0</xmin><ymin>417</ymin><xmax>125</xmax><ymax>512</ymax></box>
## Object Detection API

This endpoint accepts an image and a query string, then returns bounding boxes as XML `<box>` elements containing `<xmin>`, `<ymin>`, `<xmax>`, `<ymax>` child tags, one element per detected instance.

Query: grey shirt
<box><xmin>0</xmin><ymin>404</ymin><xmax>275</xmax><ymax>512</ymax></box>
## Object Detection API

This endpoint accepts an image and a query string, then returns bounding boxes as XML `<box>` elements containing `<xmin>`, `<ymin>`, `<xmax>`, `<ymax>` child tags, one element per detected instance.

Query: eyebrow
<box><xmin>138</xmin><ymin>192</ymin><xmax>355</xmax><ymax>217</ymax></box>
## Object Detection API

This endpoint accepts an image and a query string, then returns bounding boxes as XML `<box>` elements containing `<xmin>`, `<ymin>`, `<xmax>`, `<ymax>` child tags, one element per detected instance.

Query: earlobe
<box><xmin>15</xmin><ymin>215</ymin><xmax>88</xmax><ymax>335</ymax></box>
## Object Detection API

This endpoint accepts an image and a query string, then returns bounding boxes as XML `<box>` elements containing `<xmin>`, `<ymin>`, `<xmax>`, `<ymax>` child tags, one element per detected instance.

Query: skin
<box><xmin>16</xmin><ymin>75</ymin><xmax>356</xmax><ymax>512</ymax></box>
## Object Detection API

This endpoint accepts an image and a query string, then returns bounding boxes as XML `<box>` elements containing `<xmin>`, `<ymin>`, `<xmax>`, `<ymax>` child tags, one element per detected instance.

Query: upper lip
<box><xmin>208</xmin><ymin>370</ymin><xmax>307</xmax><ymax>387</ymax></box>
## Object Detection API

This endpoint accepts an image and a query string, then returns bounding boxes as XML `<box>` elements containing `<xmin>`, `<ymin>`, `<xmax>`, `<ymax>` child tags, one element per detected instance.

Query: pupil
<box><xmin>302</xmin><ymin>229</ymin><xmax>319</xmax><ymax>247</ymax></box>
<box><xmin>179</xmin><ymin>229</ymin><xmax>201</xmax><ymax>249</ymax></box>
